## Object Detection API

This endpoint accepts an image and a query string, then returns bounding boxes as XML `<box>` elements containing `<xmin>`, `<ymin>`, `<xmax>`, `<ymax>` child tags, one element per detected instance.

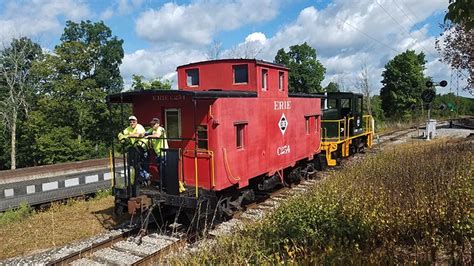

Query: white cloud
<box><xmin>118</xmin><ymin>0</ymin><xmax>144</xmax><ymax>15</ymax></box>
<box><xmin>0</xmin><ymin>0</ymin><xmax>91</xmax><ymax>46</ymax></box>
<box><xmin>135</xmin><ymin>0</ymin><xmax>280</xmax><ymax>45</ymax></box>
<box><xmin>120</xmin><ymin>48</ymin><xmax>207</xmax><ymax>89</ymax></box>
<box><xmin>245</xmin><ymin>32</ymin><xmax>267</xmax><ymax>44</ymax></box>
<box><xmin>247</xmin><ymin>0</ymin><xmax>452</xmax><ymax>94</ymax></box>
<box><xmin>100</xmin><ymin>8</ymin><xmax>114</xmax><ymax>20</ymax></box>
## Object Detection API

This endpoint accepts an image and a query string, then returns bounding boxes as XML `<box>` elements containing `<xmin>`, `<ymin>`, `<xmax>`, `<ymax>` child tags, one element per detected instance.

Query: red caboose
<box><xmin>108</xmin><ymin>59</ymin><xmax>322</xmax><ymax>217</ymax></box>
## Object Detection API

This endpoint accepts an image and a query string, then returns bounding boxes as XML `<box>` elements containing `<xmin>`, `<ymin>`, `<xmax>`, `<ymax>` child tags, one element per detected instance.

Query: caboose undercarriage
<box><xmin>116</xmin><ymin>146</ymin><xmax>322</xmax><ymax>229</ymax></box>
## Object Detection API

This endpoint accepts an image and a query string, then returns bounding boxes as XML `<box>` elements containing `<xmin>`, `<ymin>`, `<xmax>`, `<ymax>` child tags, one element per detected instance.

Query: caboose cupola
<box><xmin>177</xmin><ymin>59</ymin><xmax>289</xmax><ymax>97</ymax></box>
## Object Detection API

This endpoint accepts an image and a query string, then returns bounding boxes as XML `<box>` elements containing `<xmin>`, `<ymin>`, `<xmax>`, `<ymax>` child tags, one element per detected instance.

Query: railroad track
<box><xmin>48</xmin><ymin>230</ymin><xmax>185</xmax><ymax>265</ymax></box>
<box><xmin>45</xmin><ymin>178</ymin><xmax>320</xmax><ymax>265</ymax></box>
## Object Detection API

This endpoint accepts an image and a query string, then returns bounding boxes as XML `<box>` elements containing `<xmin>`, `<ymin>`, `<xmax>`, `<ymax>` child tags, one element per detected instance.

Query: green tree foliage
<box><xmin>431</xmin><ymin>93</ymin><xmax>474</xmax><ymax>117</ymax></box>
<box><xmin>324</xmin><ymin>82</ymin><xmax>340</xmax><ymax>93</ymax></box>
<box><xmin>369</xmin><ymin>95</ymin><xmax>385</xmax><ymax>123</ymax></box>
<box><xmin>131</xmin><ymin>74</ymin><xmax>172</xmax><ymax>90</ymax></box>
<box><xmin>0</xmin><ymin>37</ymin><xmax>42</xmax><ymax>169</ymax></box>
<box><xmin>380</xmin><ymin>50</ymin><xmax>427</xmax><ymax>120</ymax></box>
<box><xmin>445</xmin><ymin>0</ymin><xmax>474</xmax><ymax>30</ymax></box>
<box><xmin>274</xmin><ymin>42</ymin><xmax>326</xmax><ymax>93</ymax></box>
<box><xmin>60</xmin><ymin>20</ymin><xmax>124</xmax><ymax>93</ymax></box>
<box><xmin>436</xmin><ymin>1</ymin><xmax>473</xmax><ymax>94</ymax></box>
<box><xmin>28</xmin><ymin>20</ymin><xmax>124</xmax><ymax>165</ymax></box>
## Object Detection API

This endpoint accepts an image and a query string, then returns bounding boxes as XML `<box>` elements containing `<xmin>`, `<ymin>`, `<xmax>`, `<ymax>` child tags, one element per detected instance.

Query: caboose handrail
<box><xmin>182</xmin><ymin>149</ymin><xmax>216</xmax><ymax>197</ymax></box>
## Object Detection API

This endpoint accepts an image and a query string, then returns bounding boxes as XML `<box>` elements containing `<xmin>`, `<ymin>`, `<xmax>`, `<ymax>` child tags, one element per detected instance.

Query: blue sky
<box><xmin>0</xmin><ymin>0</ymin><xmax>470</xmax><ymax>97</ymax></box>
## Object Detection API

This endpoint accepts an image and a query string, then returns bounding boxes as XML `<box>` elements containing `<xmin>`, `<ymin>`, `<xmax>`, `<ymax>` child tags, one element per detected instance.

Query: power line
<box><xmin>375</xmin><ymin>0</ymin><xmax>439</xmax><ymax>59</ymax></box>
<box><xmin>335</xmin><ymin>17</ymin><xmax>400</xmax><ymax>53</ymax></box>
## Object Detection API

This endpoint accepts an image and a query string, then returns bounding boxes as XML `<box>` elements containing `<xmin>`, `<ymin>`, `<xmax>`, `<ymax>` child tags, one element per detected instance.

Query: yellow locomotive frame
<box><xmin>321</xmin><ymin>115</ymin><xmax>374</xmax><ymax>166</ymax></box>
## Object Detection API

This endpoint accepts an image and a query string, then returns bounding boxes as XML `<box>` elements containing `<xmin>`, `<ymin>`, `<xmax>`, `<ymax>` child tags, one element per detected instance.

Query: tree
<box><xmin>0</xmin><ymin>37</ymin><xmax>42</xmax><ymax>169</ymax></box>
<box><xmin>274</xmin><ymin>42</ymin><xmax>326</xmax><ymax>93</ymax></box>
<box><xmin>227</xmin><ymin>41</ymin><xmax>262</xmax><ymax>59</ymax></box>
<box><xmin>206</xmin><ymin>40</ymin><xmax>223</xmax><ymax>60</ymax></box>
<box><xmin>324</xmin><ymin>82</ymin><xmax>340</xmax><ymax>93</ymax></box>
<box><xmin>131</xmin><ymin>75</ymin><xmax>172</xmax><ymax>90</ymax></box>
<box><xmin>445</xmin><ymin>0</ymin><xmax>474</xmax><ymax>30</ymax></box>
<box><xmin>60</xmin><ymin>20</ymin><xmax>124</xmax><ymax>94</ymax></box>
<box><xmin>436</xmin><ymin>1</ymin><xmax>474</xmax><ymax>94</ymax></box>
<box><xmin>30</xmin><ymin>20</ymin><xmax>124</xmax><ymax>165</ymax></box>
<box><xmin>131</xmin><ymin>74</ymin><xmax>147</xmax><ymax>90</ymax></box>
<box><xmin>355</xmin><ymin>65</ymin><xmax>372</xmax><ymax>116</ymax></box>
<box><xmin>380</xmin><ymin>50</ymin><xmax>427</xmax><ymax>119</ymax></box>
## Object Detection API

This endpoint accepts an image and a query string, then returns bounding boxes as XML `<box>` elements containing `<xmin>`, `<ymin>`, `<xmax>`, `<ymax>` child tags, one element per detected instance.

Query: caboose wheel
<box><xmin>114</xmin><ymin>199</ymin><xmax>128</xmax><ymax>216</ymax></box>
<box><xmin>114</xmin><ymin>203</ymin><xmax>125</xmax><ymax>216</ymax></box>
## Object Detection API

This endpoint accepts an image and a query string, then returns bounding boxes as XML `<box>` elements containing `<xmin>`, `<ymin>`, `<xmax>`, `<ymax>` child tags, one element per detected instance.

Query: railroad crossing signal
<box><xmin>425</xmin><ymin>80</ymin><xmax>448</xmax><ymax>88</ymax></box>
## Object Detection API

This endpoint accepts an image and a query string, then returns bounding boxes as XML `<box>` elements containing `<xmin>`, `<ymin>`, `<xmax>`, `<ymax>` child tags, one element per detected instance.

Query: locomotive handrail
<box><xmin>363</xmin><ymin>115</ymin><xmax>374</xmax><ymax>133</ymax></box>
<box><xmin>321</xmin><ymin>118</ymin><xmax>347</xmax><ymax>142</ymax></box>
<box><xmin>347</xmin><ymin>116</ymin><xmax>354</xmax><ymax>137</ymax></box>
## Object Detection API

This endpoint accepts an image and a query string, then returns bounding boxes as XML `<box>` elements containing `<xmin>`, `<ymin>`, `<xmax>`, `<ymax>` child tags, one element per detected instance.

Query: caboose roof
<box><xmin>106</xmin><ymin>89</ymin><xmax>258</xmax><ymax>103</ymax></box>
<box><xmin>106</xmin><ymin>89</ymin><xmax>324</xmax><ymax>103</ymax></box>
<box><xmin>177</xmin><ymin>58</ymin><xmax>289</xmax><ymax>71</ymax></box>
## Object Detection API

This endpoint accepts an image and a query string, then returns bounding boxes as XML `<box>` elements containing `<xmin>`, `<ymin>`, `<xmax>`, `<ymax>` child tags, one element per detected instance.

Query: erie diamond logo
<box><xmin>278</xmin><ymin>113</ymin><xmax>288</xmax><ymax>135</ymax></box>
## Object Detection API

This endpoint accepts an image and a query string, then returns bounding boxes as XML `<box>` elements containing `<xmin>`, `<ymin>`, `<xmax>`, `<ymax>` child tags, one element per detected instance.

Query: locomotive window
<box><xmin>341</xmin><ymin>98</ymin><xmax>350</xmax><ymax>108</ymax></box>
<box><xmin>279</xmin><ymin>71</ymin><xmax>284</xmax><ymax>91</ymax></box>
<box><xmin>186</xmin><ymin>68</ymin><xmax>199</xmax><ymax>86</ymax></box>
<box><xmin>165</xmin><ymin>109</ymin><xmax>181</xmax><ymax>139</ymax></box>
<box><xmin>235</xmin><ymin>124</ymin><xmax>246</xmax><ymax>149</ymax></box>
<box><xmin>197</xmin><ymin>125</ymin><xmax>208</xmax><ymax>149</ymax></box>
<box><xmin>262</xmin><ymin>69</ymin><xmax>268</xmax><ymax>91</ymax></box>
<box><xmin>233</xmin><ymin>64</ymin><xmax>248</xmax><ymax>84</ymax></box>
<box><xmin>357</xmin><ymin>97</ymin><xmax>363</xmax><ymax>114</ymax></box>
<box><xmin>327</xmin><ymin>99</ymin><xmax>337</xmax><ymax>109</ymax></box>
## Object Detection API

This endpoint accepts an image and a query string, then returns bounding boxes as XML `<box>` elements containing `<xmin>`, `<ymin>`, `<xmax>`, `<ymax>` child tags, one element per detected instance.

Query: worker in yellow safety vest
<box><xmin>145</xmin><ymin>117</ymin><xmax>168</xmax><ymax>156</ymax></box>
<box><xmin>118</xmin><ymin>115</ymin><xmax>146</xmax><ymax>148</ymax></box>
<box><xmin>145</xmin><ymin>117</ymin><xmax>185</xmax><ymax>192</ymax></box>
<box><xmin>118</xmin><ymin>115</ymin><xmax>149</xmax><ymax>187</ymax></box>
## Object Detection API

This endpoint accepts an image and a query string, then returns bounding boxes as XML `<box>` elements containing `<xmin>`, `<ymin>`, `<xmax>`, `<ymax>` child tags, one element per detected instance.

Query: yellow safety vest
<box><xmin>118</xmin><ymin>124</ymin><xmax>146</xmax><ymax>148</ymax></box>
<box><xmin>147</xmin><ymin>126</ymin><xmax>169</xmax><ymax>155</ymax></box>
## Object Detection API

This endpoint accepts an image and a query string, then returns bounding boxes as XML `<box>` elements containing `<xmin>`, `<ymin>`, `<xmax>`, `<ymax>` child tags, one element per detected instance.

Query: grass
<box><xmin>0</xmin><ymin>192</ymin><xmax>128</xmax><ymax>260</ymax></box>
<box><xmin>0</xmin><ymin>202</ymin><xmax>35</xmax><ymax>226</ymax></box>
<box><xmin>172</xmin><ymin>140</ymin><xmax>473</xmax><ymax>264</ymax></box>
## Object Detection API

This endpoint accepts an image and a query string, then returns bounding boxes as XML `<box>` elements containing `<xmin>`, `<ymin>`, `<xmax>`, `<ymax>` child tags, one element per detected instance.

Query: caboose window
<box><xmin>165</xmin><ymin>109</ymin><xmax>181</xmax><ymax>139</ymax></box>
<box><xmin>197</xmin><ymin>125</ymin><xmax>208</xmax><ymax>149</ymax></box>
<box><xmin>262</xmin><ymin>69</ymin><xmax>268</xmax><ymax>91</ymax></box>
<box><xmin>234</xmin><ymin>122</ymin><xmax>247</xmax><ymax>149</ymax></box>
<box><xmin>233</xmin><ymin>64</ymin><xmax>248</xmax><ymax>84</ymax></box>
<box><xmin>186</xmin><ymin>68</ymin><xmax>199</xmax><ymax>86</ymax></box>
<box><xmin>279</xmin><ymin>71</ymin><xmax>284</xmax><ymax>91</ymax></box>
<box><xmin>315</xmin><ymin>115</ymin><xmax>320</xmax><ymax>133</ymax></box>
<box><xmin>305</xmin><ymin>117</ymin><xmax>310</xmax><ymax>134</ymax></box>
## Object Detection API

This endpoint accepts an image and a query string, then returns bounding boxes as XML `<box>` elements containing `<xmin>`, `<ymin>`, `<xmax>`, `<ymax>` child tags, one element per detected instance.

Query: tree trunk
<box><xmin>10</xmin><ymin>110</ymin><xmax>16</xmax><ymax>169</ymax></box>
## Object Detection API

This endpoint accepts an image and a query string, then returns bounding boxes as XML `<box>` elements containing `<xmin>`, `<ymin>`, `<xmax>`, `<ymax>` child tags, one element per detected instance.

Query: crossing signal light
<box><xmin>426</xmin><ymin>80</ymin><xmax>448</xmax><ymax>88</ymax></box>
